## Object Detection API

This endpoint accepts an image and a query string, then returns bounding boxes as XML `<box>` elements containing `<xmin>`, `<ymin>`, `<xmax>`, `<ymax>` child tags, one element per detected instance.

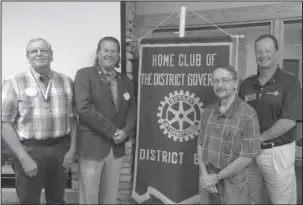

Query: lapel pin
<box><xmin>123</xmin><ymin>92</ymin><xmax>130</xmax><ymax>100</ymax></box>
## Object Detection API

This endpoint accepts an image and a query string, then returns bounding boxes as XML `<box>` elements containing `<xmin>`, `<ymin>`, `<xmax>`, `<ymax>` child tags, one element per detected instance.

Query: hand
<box><xmin>19</xmin><ymin>155</ymin><xmax>38</xmax><ymax>178</ymax></box>
<box><xmin>112</xmin><ymin>129</ymin><xmax>120</xmax><ymax>144</ymax></box>
<box><xmin>200</xmin><ymin>174</ymin><xmax>220</xmax><ymax>188</ymax></box>
<box><xmin>63</xmin><ymin>149</ymin><xmax>76</xmax><ymax>172</ymax></box>
<box><xmin>113</xmin><ymin>129</ymin><xmax>128</xmax><ymax>144</ymax></box>
<box><xmin>125</xmin><ymin>139</ymin><xmax>134</xmax><ymax>155</ymax></box>
<box><xmin>205</xmin><ymin>185</ymin><xmax>218</xmax><ymax>194</ymax></box>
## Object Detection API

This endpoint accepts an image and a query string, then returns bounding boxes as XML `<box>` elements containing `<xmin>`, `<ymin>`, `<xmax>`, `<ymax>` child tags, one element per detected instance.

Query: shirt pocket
<box><xmin>220</xmin><ymin>126</ymin><xmax>239</xmax><ymax>156</ymax></box>
<box><xmin>18</xmin><ymin>94</ymin><xmax>34</xmax><ymax>118</ymax></box>
<box><xmin>55</xmin><ymin>90</ymin><xmax>69</xmax><ymax>114</ymax></box>
<box><xmin>226</xmin><ymin>126</ymin><xmax>243</xmax><ymax>153</ymax></box>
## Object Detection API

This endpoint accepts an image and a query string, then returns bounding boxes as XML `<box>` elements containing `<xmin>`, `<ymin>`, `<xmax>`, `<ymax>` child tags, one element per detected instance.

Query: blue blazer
<box><xmin>74</xmin><ymin>66</ymin><xmax>136</xmax><ymax>159</ymax></box>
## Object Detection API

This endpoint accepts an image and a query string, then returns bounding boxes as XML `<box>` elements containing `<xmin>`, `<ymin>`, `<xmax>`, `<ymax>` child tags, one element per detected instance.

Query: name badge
<box><xmin>245</xmin><ymin>93</ymin><xmax>257</xmax><ymax>101</ymax></box>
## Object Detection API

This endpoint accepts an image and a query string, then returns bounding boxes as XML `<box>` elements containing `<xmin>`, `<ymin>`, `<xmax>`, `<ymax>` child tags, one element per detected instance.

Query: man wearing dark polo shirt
<box><xmin>239</xmin><ymin>34</ymin><xmax>302</xmax><ymax>204</ymax></box>
<box><xmin>198</xmin><ymin>65</ymin><xmax>261</xmax><ymax>204</ymax></box>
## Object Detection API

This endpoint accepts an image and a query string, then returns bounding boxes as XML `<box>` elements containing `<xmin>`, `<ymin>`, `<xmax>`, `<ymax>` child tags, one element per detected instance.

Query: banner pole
<box><xmin>235</xmin><ymin>35</ymin><xmax>239</xmax><ymax>71</ymax></box>
<box><xmin>233</xmin><ymin>34</ymin><xmax>245</xmax><ymax>72</ymax></box>
<box><xmin>179</xmin><ymin>6</ymin><xmax>186</xmax><ymax>37</ymax></box>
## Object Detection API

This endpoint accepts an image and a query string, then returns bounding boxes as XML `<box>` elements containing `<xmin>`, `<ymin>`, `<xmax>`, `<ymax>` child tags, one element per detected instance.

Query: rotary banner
<box><xmin>132</xmin><ymin>37</ymin><xmax>233</xmax><ymax>204</ymax></box>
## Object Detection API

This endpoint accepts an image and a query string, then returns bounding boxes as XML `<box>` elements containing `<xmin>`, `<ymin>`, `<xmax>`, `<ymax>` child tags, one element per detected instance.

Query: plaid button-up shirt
<box><xmin>2</xmin><ymin>68</ymin><xmax>77</xmax><ymax>140</ymax></box>
<box><xmin>198</xmin><ymin>95</ymin><xmax>261</xmax><ymax>169</ymax></box>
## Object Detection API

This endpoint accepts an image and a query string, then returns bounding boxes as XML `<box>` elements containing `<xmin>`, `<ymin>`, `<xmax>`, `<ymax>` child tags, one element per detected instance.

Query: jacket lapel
<box><xmin>94</xmin><ymin>67</ymin><xmax>116</xmax><ymax>109</ymax></box>
<box><xmin>115</xmin><ymin>73</ymin><xmax>124</xmax><ymax>112</ymax></box>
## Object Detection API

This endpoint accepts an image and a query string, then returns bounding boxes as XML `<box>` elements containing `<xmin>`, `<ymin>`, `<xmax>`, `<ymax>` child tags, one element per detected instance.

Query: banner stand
<box><xmin>178</xmin><ymin>6</ymin><xmax>186</xmax><ymax>37</ymax></box>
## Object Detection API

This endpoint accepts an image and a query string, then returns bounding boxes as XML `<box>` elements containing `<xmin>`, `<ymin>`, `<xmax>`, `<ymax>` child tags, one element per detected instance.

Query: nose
<box><xmin>259</xmin><ymin>50</ymin><xmax>267</xmax><ymax>57</ymax></box>
<box><xmin>37</xmin><ymin>48</ymin><xmax>42</xmax><ymax>55</ymax></box>
<box><xmin>217</xmin><ymin>80</ymin><xmax>225</xmax><ymax>87</ymax></box>
<box><xmin>108</xmin><ymin>51</ymin><xmax>114</xmax><ymax>57</ymax></box>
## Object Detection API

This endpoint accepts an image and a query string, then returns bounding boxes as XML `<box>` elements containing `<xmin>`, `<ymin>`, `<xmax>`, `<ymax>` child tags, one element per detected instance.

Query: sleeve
<box><xmin>238</xmin><ymin>80</ymin><xmax>246</xmax><ymax>101</ymax></box>
<box><xmin>240</xmin><ymin>109</ymin><xmax>261</xmax><ymax>158</ymax></box>
<box><xmin>281</xmin><ymin>79</ymin><xmax>302</xmax><ymax>121</ymax></box>
<box><xmin>73</xmin><ymin>69</ymin><xmax>117</xmax><ymax>139</ymax></box>
<box><xmin>67</xmin><ymin>78</ymin><xmax>77</xmax><ymax>118</ymax></box>
<box><xmin>2</xmin><ymin>78</ymin><xmax>18</xmax><ymax>122</ymax></box>
<box><xmin>122</xmin><ymin>81</ymin><xmax>137</xmax><ymax>139</ymax></box>
<box><xmin>197</xmin><ymin>110</ymin><xmax>206</xmax><ymax>146</ymax></box>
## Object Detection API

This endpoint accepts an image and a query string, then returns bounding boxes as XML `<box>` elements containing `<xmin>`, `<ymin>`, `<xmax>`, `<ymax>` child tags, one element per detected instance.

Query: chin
<box><xmin>258</xmin><ymin>65</ymin><xmax>269</xmax><ymax>69</ymax></box>
<box><xmin>104</xmin><ymin>66</ymin><xmax>115</xmax><ymax>71</ymax></box>
<box><xmin>35</xmin><ymin>62</ymin><xmax>47</xmax><ymax>66</ymax></box>
<box><xmin>215</xmin><ymin>93</ymin><xmax>226</xmax><ymax>99</ymax></box>
<box><xmin>33</xmin><ymin>64</ymin><xmax>49</xmax><ymax>70</ymax></box>
<box><xmin>258</xmin><ymin>62</ymin><xmax>273</xmax><ymax>69</ymax></box>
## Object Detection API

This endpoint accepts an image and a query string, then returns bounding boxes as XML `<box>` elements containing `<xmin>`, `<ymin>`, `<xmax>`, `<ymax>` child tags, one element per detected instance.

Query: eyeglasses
<box><xmin>28</xmin><ymin>48</ymin><xmax>51</xmax><ymax>55</ymax></box>
<box><xmin>212</xmin><ymin>78</ymin><xmax>234</xmax><ymax>85</ymax></box>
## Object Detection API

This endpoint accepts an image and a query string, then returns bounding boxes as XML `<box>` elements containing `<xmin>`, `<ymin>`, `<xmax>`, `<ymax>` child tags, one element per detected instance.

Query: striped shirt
<box><xmin>198</xmin><ymin>95</ymin><xmax>261</xmax><ymax>169</ymax></box>
<box><xmin>2</xmin><ymin>68</ymin><xmax>76</xmax><ymax>140</ymax></box>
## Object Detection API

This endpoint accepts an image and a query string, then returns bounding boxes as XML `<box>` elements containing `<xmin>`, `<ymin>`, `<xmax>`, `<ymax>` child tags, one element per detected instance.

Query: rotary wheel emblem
<box><xmin>157</xmin><ymin>90</ymin><xmax>203</xmax><ymax>142</ymax></box>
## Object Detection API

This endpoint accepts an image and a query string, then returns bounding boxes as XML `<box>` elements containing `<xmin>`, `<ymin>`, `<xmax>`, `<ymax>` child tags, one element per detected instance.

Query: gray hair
<box><xmin>26</xmin><ymin>37</ymin><xmax>53</xmax><ymax>54</ymax></box>
<box><xmin>213</xmin><ymin>65</ymin><xmax>238</xmax><ymax>80</ymax></box>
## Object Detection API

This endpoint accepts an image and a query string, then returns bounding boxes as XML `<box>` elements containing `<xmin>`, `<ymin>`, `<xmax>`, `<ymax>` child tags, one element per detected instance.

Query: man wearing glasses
<box><xmin>197</xmin><ymin>65</ymin><xmax>261</xmax><ymax>204</ymax></box>
<box><xmin>2</xmin><ymin>38</ymin><xmax>77</xmax><ymax>204</ymax></box>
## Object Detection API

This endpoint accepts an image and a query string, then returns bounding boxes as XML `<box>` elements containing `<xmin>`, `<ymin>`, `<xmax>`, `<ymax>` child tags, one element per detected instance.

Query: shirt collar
<box><xmin>214</xmin><ymin>95</ymin><xmax>242</xmax><ymax>118</ymax></box>
<box><xmin>30</xmin><ymin>67</ymin><xmax>52</xmax><ymax>80</ymax></box>
<box><xmin>96</xmin><ymin>66</ymin><xmax>122</xmax><ymax>80</ymax></box>
<box><xmin>253</xmin><ymin>66</ymin><xmax>281</xmax><ymax>87</ymax></box>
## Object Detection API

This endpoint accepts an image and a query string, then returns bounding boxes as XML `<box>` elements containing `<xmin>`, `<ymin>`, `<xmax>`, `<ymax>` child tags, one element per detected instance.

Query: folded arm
<box><xmin>260</xmin><ymin>80</ymin><xmax>301</xmax><ymax>142</ymax></box>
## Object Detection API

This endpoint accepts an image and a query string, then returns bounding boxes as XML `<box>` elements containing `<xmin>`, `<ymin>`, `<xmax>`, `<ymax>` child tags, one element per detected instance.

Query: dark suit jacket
<box><xmin>74</xmin><ymin>66</ymin><xmax>136</xmax><ymax>159</ymax></box>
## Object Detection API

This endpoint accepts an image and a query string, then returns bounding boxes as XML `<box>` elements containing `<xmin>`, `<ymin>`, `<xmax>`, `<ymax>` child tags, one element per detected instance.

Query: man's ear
<box><xmin>234</xmin><ymin>79</ymin><xmax>239</xmax><ymax>92</ymax></box>
<box><xmin>26</xmin><ymin>52</ymin><xmax>32</xmax><ymax>63</ymax></box>
<box><xmin>50</xmin><ymin>51</ymin><xmax>54</xmax><ymax>62</ymax></box>
<box><xmin>115</xmin><ymin>55</ymin><xmax>120</xmax><ymax>68</ymax></box>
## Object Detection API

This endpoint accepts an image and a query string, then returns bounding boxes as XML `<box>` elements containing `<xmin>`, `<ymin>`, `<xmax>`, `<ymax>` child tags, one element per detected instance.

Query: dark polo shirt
<box><xmin>239</xmin><ymin>67</ymin><xmax>302</xmax><ymax>144</ymax></box>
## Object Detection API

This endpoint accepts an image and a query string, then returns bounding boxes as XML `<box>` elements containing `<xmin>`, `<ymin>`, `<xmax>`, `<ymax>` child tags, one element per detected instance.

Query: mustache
<box><xmin>216</xmin><ymin>89</ymin><xmax>226</xmax><ymax>92</ymax></box>
<box><xmin>104</xmin><ymin>56</ymin><xmax>115</xmax><ymax>60</ymax></box>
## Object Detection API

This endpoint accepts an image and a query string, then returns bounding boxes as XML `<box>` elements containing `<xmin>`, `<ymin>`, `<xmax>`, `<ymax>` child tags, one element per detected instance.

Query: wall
<box><xmin>134</xmin><ymin>2</ymin><xmax>302</xmax><ymax>80</ymax></box>
<box><xmin>2</xmin><ymin>2</ymin><xmax>121</xmax><ymax>81</ymax></box>
<box><xmin>135</xmin><ymin>2</ymin><xmax>277</xmax><ymax>15</ymax></box>
<box><xmin>120</xmin><ymin>2</ymin><xmax>137</xmax><ymax>204</ymax></box>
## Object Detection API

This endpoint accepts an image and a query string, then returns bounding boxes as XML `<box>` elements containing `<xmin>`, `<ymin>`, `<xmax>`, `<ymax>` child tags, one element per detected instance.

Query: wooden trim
<box><xmin>273</xmin><ymin>19</ymin><xmax>284</xmax><ymax>67</ymax></box>
<box><xmin>282</xmin><ymin>18</ymin><xmax>302</xmax><ymax>87</ymax></box>
<box><xmin>153</xmin><ymin>21</ymin><xmax>271</xmax><ymax>33</ymax></box>
<box><xmin>284</xmin><ymin>18</ymin><xmax>303</xmax><ymax>24</ymax></box>
<box><xmin>135</xmin><ymin>2</ymin><xmax>301</xmax><ymax>34</ymax></box>
<box><xmin>270</xmin><ymin>19</ymin><xmax>274</xmax><ymax>35</ymax></box>
<box><xmin>120</xmin><ymin>1</ymin><xmax>127</xmax><ymax>75</ymax></box>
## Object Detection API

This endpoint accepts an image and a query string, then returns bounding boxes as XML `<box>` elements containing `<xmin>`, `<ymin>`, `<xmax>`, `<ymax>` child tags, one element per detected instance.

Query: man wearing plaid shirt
<box><xmin>197</xmin><ymin>65</ymin><xmax>261</xmax><ymax>204</ymax></box>
<box><xmin>1</xmin><ymin>38</ymin><xmax>77</xmax><ymax>204</ymax></box>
